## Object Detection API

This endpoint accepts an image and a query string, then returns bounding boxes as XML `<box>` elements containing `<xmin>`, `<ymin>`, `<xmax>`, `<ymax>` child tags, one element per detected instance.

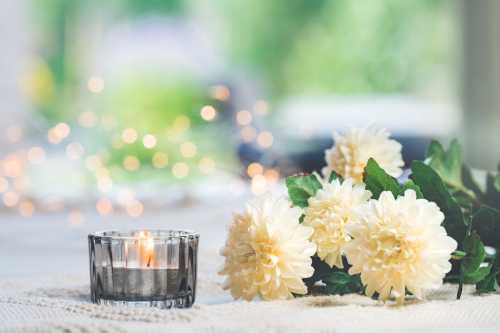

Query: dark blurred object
<box><xmin>238</xmin><ymin>135</ymin><xmax>431</xmax><ymax>177</ymax></box>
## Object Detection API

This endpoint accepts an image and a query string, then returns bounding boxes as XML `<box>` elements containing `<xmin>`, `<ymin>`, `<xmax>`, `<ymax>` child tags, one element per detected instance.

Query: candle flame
<box><xmin>138</xmin><ymin>231</ymin><xmax>155</xmax><ymax>267</ymax></box>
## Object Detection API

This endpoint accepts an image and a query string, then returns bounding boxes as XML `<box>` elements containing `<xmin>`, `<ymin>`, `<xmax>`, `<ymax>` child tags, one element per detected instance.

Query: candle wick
<box><xmin>147</xmin><ymin>255</ymin><xmax>152</xmax><ymax>268</ymax></box>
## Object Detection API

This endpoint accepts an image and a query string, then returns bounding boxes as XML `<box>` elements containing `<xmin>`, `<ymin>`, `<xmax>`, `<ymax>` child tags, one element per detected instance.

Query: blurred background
<box><xmin>0</xmin><ymin>0</ymin><xmax>498</xmax><ymax>222</ymax></box>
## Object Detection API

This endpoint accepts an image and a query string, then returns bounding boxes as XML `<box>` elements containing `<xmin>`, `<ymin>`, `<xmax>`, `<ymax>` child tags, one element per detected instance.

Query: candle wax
<box><xmin>100</xmin><ymin>268</ymin><xmax>180</xmax><ymax>301</ymax></box>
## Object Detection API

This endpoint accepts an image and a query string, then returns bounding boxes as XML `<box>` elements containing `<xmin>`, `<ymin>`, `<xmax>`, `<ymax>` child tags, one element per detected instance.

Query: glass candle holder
<box><xmin>88</xmin><ymin>230</ymin><xmax>199</xmax><ymax>309</ymax></box>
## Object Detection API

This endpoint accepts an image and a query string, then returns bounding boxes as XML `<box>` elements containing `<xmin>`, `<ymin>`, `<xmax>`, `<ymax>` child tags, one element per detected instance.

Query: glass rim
<box><xmin>88</xmin><ymin>229</ymin><xmax>199</xmax><ymax>241</ymax></box>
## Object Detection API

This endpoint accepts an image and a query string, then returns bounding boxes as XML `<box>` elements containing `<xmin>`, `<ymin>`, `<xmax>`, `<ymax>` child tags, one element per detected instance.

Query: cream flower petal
<box><xmin>303</xmin><ymin>178</ymin><xmax>371</xmax><ymax>268</ymax></box>
<box><xmin>219</xmin><ymin>194</ymin><xmax>316</xmax><ymax>301</ymax></box>
<box><xmin>344</xmin><ymin>190</ymin><xmax>457</xmax><ymax>304</ymax></box>
<box><xmin>323</xmin><ymin>127</ymin><xmax>404</xmax><ymax>184</ymax></box>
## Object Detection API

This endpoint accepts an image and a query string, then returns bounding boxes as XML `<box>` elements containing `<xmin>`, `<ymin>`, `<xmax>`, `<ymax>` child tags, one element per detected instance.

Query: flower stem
<box><xmin>457</xmin><ymin>269</ymin><xmax>464</xmax><ymax>300</ymax></box>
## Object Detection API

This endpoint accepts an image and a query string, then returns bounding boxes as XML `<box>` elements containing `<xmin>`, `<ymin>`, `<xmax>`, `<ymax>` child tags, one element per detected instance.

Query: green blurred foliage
<box><xmin>106</xmin><ymin>76</ymin><xmax>209</xmax><ymax>134</ymax></box>
<box><xmin>219</xmin><ymin>0</ymin><xmax>456</xmax><ymax>96</ymax></box>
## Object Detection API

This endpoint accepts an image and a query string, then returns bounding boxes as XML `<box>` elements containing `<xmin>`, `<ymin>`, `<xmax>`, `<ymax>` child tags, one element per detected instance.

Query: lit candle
<box><xmin>89</xmin><ymin>230</ymin><xmax>198</xmax><ymax>308</ymax></box>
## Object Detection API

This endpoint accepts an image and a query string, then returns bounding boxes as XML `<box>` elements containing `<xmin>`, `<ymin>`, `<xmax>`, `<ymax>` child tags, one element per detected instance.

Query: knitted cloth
<box><xmin>2</xmin><ymin>273</ymin><xmax>500</xmax><ymax>332</ymax></box>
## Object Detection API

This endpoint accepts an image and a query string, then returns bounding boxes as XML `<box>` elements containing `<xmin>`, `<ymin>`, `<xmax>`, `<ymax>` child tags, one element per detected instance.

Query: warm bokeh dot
<box><xmin>254</xmin><ymin>100</ymin><xmax>269</xmax><ymax>116</ymax></box>
<box><xmin>172</xmin><ymin>162</ymin><xmax>189</xmax><ymax>178</ymax></box>
<box><xmin>87</xmin><ymin>76</ymin><xmax>104</xmax><ymax>93</ymax></box>
<box><xmin>96</xmin><ymin>198</ymin><xmax>113</xmax><ymax>216</ymax></box>
<box><xmin>199</xmin><ymin>157</ymin><xmax>216</xmax><ymax>174</ymax></box>
<box><xmin>240</xmin><ymin>126</ymin><xmax>257</xmax><ymax>142</ymax></box>
<box><xmin>257</xmin><ymin>131</ymin><xmax>274</xmax><ymax>148</ymax></box>
<box><xmin>247</xmin><ymin>162</ymin><xmax>263</xmax><ymax>177</ymax></box>
<box><xmin>126</xmin><ymin>200</ymin><xmax>144</xmax><ymax>217</ymax></box>
<box><xmin>78</xmin><ymin>111</ymin><xmax>98</xmax><ymax>128</ymax></box>
<box><xmin>142</xmin><ymin>134</ymin><xmax>157</xmax><ymax>149</ymax></box>
<box><xmin>152</xmin><ymin>152</ymin><xmax>168</xmax><ymax>168</ymax></box>
<box><xmin>27</xmin><ymin>146</ymin><xmax>46</xmax><ymax>164</ymax></box>
<box><xmin>123</xmin><ymin>155</ymin><xmax>140</xmax><ymax>171</ymax></box>
<box><xmin>236</xmin><ymin>110</ymin><xmax>252</xmax><ymax>126</ymax></box>
<box><xmin>264</xmin><ymin>169</ymin><xmax>280</xmax><ymax>183</ymax></box>
<box><xmin>68</xmin><ymin>209</ymin><xmax>85</xmax><ymax>226</ymax></box>
<box><xmin>200</xmin><ymin>105</ymin><xmax>217</xmax><ymax>121</ymax></box>
<box><xmin>19</xmin><ymin>200</ymin><xmax>35</xmax><ymax>217</ymax></box>
<box><xmin>3</xmin><ymin>191</ymin><xmax>19</xmax><ymax>207</ymax></box>
<box><xmin>66</xmin><ymin>142</ymin><xmax>85</xmax><ymax>160</ymax></box>
<box><xmin>180</xmin><ymin>142</ymin><xmax>197</xmax><ymax>158</ymax></box>
<box><xmin>121</xmin><ymin>128</ymin><xmax>138</xmax><ymax>144</ymax></box>
<box><xmin>209</xmin><ymin>85</ymin><xmax>230</xmax><ymax>101</ymax></box>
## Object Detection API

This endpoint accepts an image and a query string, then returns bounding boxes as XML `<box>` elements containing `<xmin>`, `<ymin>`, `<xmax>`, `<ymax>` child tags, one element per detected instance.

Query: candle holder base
<box><xmin>97</xmin><ymin>294</ymin><xmax>195</xmax><ymax>309</ymax></box>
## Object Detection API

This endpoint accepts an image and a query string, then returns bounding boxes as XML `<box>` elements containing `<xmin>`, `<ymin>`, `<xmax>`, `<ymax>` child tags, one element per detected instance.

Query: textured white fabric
<box><xmin>1</xmin><ymin>199</ymin><xmax>500</xmax><ymax>332</ymax></box>
<box><xmin>2</xmin><ymin>272</ymin><xmax>500</xmax><ymax>332</ymax></box>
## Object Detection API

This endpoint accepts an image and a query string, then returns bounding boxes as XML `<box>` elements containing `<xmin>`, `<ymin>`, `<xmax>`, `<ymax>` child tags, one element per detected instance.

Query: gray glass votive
<box><xmin>88</xmin><ymin>230</ymin><xmax>199</xmax><ymax>309</ymax></box>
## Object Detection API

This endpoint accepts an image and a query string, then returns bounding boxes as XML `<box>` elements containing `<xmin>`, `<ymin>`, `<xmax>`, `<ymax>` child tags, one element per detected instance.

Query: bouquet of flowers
<box><xmin>219</xmin><ymin>127</ymin><xmax>500</xmax><ymax>304</ymax></box>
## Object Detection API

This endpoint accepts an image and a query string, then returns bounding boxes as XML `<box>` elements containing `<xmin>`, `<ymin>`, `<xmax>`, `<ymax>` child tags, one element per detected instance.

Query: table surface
<box><xmin>1</xmin><ymin>197</ymin><xmax>500</xmax><ymax>333</ymax></box>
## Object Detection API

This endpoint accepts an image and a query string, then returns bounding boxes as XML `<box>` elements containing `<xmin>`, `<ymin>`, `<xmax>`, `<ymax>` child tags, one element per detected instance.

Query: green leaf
<box><xmin>463</xmin><ymin>232</ymin><xmax>486</xmax><ymax>272</ymax></box>
<box><xmin>463</xmin><ymin>266</ymin><xmax>491</xmax><ymax>284</ymax></box>
<box><xmin>328</xmin><ymin>170</ymin><xmax>342</xmax><ymax>183</ymax></box>
<box><xmin>476</xmin><ymin>272</ymin><xmax>499</xmax><ymax>293</ymax></box>
<box><xmin>495</xmin><ymin>173</ymin><xmax>500</xmax><ymax>192</ymax></box>
<box><xmin>462</xmin><ymin>165</ymin><xmax>484</xmax><ymax>199</ymax></box>
<box><xmin>286</xmin><ymin>174</ymin><xmax>322</xmax><ymax>208</ymax></box>
<box><xmin>426</xmin><ymin>139</ymin><xmax>464</xmax><ymax>190</ymax></box>
<box><xmin>323</xmin><ymin>271</ymin><xmax>363</xmax><ymax>296</ymax></box>
<box><xmin>426</xmin><ymin>140</ymin><xmax>479</xmax><ymax>206</ymax></box>
<box><xmin>411</xmin><ymin>161</ymin><xmax>466</xmax><ymax>244</ymax></box>
<box><xmin>476</xmin><ymin>252</ymin><xmax>500</xmax><ymax>293</ymax></box>
<box><xmin>461</xmin><ymin>232</ymin><xmax>488</xmax><ymax>284</ymax></box>
<box><xmin>400</xmin><ymin>180</ymin><xmax>423</xmax><ymax>198</ymax></box>
<box><xmin>472</xmin><ymin>206</ymin><xmax>500</xmax><ymax>248</ymax></box>
<box><xmin>363</xmin><ymin>158</ymin><xmax>401</xmax><ymax>199</ymax></box>
<box><xmin>485</xmin><ymin>173</ymin><xmax>500</xmax><ymax>210</ymax></box>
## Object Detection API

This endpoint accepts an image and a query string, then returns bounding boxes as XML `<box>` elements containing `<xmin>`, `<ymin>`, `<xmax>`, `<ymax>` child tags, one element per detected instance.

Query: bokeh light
<box><xmin>247</xmin><ymin>162</ymin><xmax>263</xmax><ymax>177</ymax></box>
<box><xmin>152</xmin><ymin>152</ymin><xmax>168</xmax><ymax>168</ymax></box>
<box><xmin>180</xmin><ymin>142</ymin><xmax>197</xmax><ymax>158</ymax></box>
<box><xmin>66</xmin><ymin>142</ymin><xmax>85</xmax><ymax>160</ymax></box>
<box><xmin>121</xmin><ymin>128</ymin><xmax>138</xmax><ymax>144</ymax></box>
<box><xmin>18</xmin><ymin>200</ymin><xmax>35</xmax><ymax>217</ymax></box>
<box><xmin>123</xmin><ymin>155</ymin><xmax>140</xmax><ymax>171</ymax></box>
<box><xmin>236</xmin><ymin>110</ymin><xmax>252</xmax><ymax>126</ymax></box>
<box><xmin>172</xmin><ymin>162</ymin><xmax>189</xmax><ymax>178</ymax></box>
<box><xmin>209</xmin><ymin>85</ymin><xmax>230</xmax><ymax>101</ymax></box>
<box><xmin>27</xmin><ymin>146</ymin><xmax>46</xmax><ymax>164</ymax></box>
<box><xmin>78</xmin><ymin>111</ymin><xmax>98</xmax><ymax>128</ymax></box>
<box><xmin>68</xmin><ymin>209</ymin><xmax>85</xmax><ymax>226</ymax></box>
<box><xmin>257</xmin><ymin>131</ymin><xmax>274</xmax><ymax>149</ymax></box>
<box><xmin>200</xmin><ymin>105</ymin><xmax>217</xmax><ymax>121</ymax></box>
<box><xmin>3</xmin><ymin>191</ymin><xmax>19</xmax><ymax>207</ymax></box>
<box><xmin>126</xmin><ymin>200</ymin><xmax>144</xmax><ymax>218</ymax></box>
<box><xmin>87</xmin><ymin>76</ymin><xmax>104</xmax><ymax>93</ymax></box>
<box><xmin>142</xmin><ymin>134</ymin><xmax>157</xmax><ymax>149</ymax></box>
<box><xmin>199</xmin><ymin>157</ymin><xmax>216</xmax><ymax>174</ymax></box>
<box><xmin>96</xmin><ymin>198</ymin><xmax>113</xmax><ymax>216</ymax></box>
<box><xmin>240</xmin><ymin>126</ymin><xmax>257</xmax><ymax>142</ymax></box>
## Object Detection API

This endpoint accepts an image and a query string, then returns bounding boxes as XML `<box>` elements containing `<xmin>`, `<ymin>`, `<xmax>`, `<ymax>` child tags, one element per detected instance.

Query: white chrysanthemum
<box><xmin>344</xmin><ymin>190</ymin><xmax>457</xmax><ymax>304</ymax></box>
<box><xmin>219</xmin><ymin>194</ymin><xmax>316</xmax><ymax>301</ymax></box>
<box><xmin>303</xmin><ymin>178</ymin><xmax>371</xmax><ymax>268</ymax></box>
<box><xmin>323</xmin><ymin>127</ymin><xmax>404</xmax><ymax>184</ymax></box>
